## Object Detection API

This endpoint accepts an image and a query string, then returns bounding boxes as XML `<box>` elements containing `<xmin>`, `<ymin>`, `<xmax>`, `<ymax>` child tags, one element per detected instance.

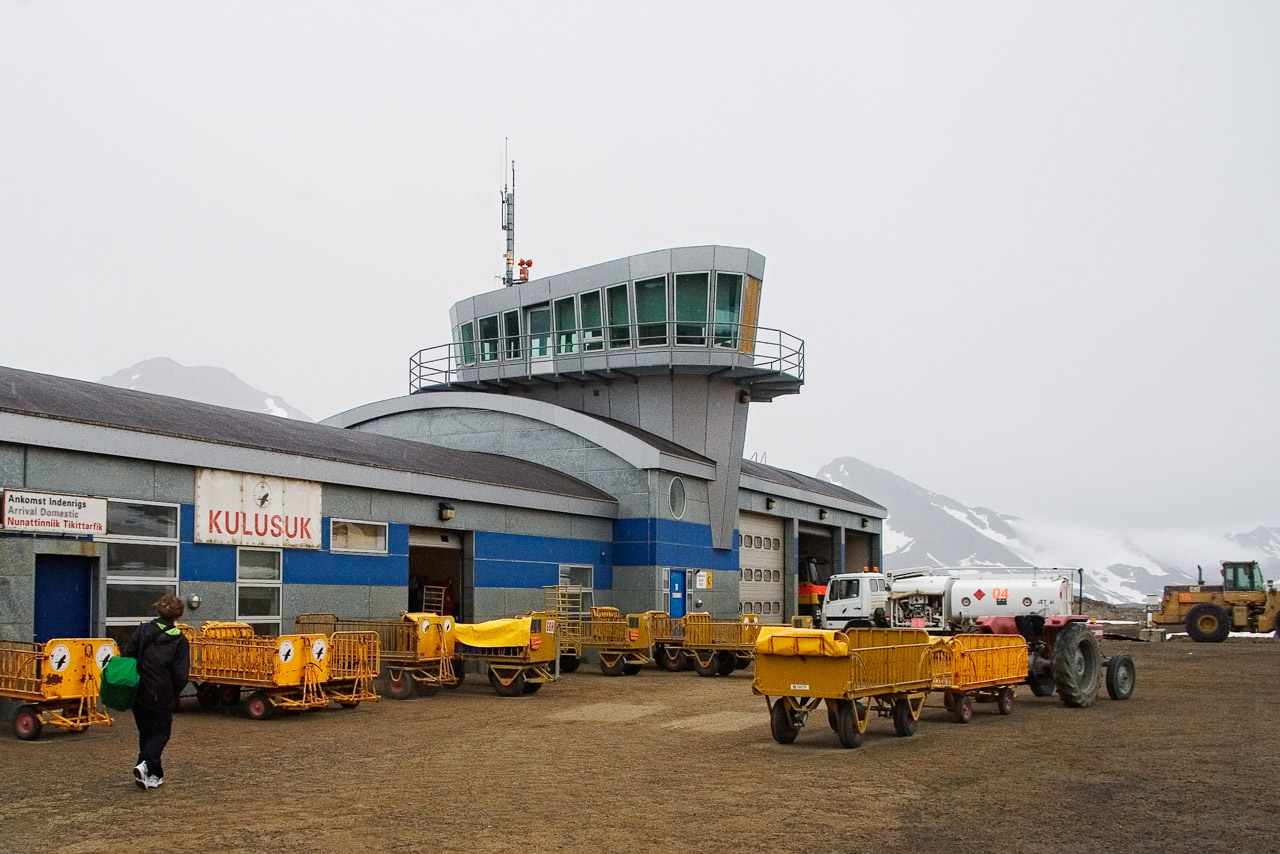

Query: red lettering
<box><xmin>285</xmin><ymin>516</ymin><xmax>298</xmax><ymax>539</ymax></box>
<box><xmin>209</xmin><ymin>510</ymin><xmax>223</xmax><ymax>534</ymax></box>
<box><xmin>299</xmin><ymin>518</ymin><xmax>312</xmax><ymax>540</ymax></box>
<box><xmin>254</xmin><ymin>513</ymin><xmax>269</xmax><ymax>537</ymax></box>
<box><xmin>270</xmin><ymin>515</ymin><xmax>283</xmax><ymax>537</ymax></box>
<box><xmin>226</xmin><ymin>511</ymin><xmax>240</xmax><ymax>535</ymax></box>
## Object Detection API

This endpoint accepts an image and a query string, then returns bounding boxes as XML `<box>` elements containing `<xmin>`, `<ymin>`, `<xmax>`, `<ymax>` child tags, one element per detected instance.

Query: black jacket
<box><xmin>124</xmin><ymin>619</ymin><xmax>191</xmax><ymax>710</ymax></box>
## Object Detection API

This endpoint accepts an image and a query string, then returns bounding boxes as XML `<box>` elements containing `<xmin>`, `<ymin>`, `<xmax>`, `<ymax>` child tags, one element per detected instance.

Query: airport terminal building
<box><xmin>0</xmin><ymin>246</ymin><xmax>885</xmax><ymax>648</ymax></box>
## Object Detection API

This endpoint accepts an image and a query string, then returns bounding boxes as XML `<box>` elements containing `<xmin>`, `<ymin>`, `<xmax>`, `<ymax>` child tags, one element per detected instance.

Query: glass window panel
<box><xmin>238</xmin><ymin>549</ymin><xmax>281</xmax><ymax>581</ymax></box>
<box><xmin>503</xmin><ymin>310</ymin><xmax>521</xmax><ymax>359</ymax></box>
<box><xmin>714</xmin><ymin>273</ymin><xmax>743</xmax><ymax>348</ymax></box>
<box><xmin>528</xmin><ymin>308</ymin><xmax>551</xmax><ymax>358</ymax></box>
<box><xmin>554</xmin><ymin>297</ymin><xmax>578</xmax><ymax>354</ymax></box>
<box><xmin>331</xmin><ymin>520</ymin><xmax>388</xmax><ymax>553</ymax></box>
<box><xmin>459</xmin><ymin>322</ymin><xmax>476</xmax><ymax>365</ymax></box>
<box><xmin>245</xmin><ymin>621</ymin><xmax>280</xmax><ymax>637</ymax></box>
<box><xmin>606</xmin><ymin>284</ymin><xmax>631</xmax><ymax>348</ymax></box>
<box><xmin>107</xmin><ymin>583</ymin><xmax>177</xmax><ymax>619</ymax></box>
<box><xmin>107</xmin><ymin>542</ymin><xmax>177</xmax><ymax>579</ymax></box>
<box><xmin>478</xmin><ymin>315</ymin><xmax>500</xmax><ymax>362</ymax></box>
<box><xmin>675</xmin><ymin>272</ymin><xmax>709</xmax><ymax>345</ymax></box>
<box><xmin>238</xmin><ymin>586</ymin><xmax>281</xmax><ymax>618</ymax></box>
<box><xmin>580</xmin><ymin>291</ymin><xmax>604</xmax><ymax>351</ymax></box>
<box><xmin>634</xmin><ymin>277</ymin><xmax>667</xmax><ymax>346</ymax></box>
<box><xmin>106</xmin><ymin>501</ymin><xmax>178</xmax><ymax>539</ymax></box>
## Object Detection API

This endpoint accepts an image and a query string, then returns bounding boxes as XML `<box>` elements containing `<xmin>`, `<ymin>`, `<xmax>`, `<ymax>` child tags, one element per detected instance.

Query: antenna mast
<box><xmin>501</xmin><ymin>140</ymin><xmax>515</xmax><ymax>287</ymax></box>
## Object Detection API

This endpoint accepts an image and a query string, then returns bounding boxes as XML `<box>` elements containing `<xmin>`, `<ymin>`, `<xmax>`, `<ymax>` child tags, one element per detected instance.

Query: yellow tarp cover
<box><xmin>755</xmin><ymin>627</ymin><xmax>849</xmax><ymax>658</ymax></box>
<box><xmin>452</xmin><ymin>617</ymin><xmax>532</xmax><ymax>649</ymax></box>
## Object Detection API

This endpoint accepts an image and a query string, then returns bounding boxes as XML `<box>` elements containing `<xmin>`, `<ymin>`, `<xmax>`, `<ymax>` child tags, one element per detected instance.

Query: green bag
<box><xmin>100</xmin><ymin>655</ymin><xmax>140</xmax><ymax>711</ymax></box>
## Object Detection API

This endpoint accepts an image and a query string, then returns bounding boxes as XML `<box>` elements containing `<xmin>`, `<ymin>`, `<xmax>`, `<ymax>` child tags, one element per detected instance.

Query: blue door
<box><xmin>669</xmin><ymin>570</ymin><xmax>686</xmax><ymax>619</ymax></box>
<box><xmin>34</xmin><ymin>555</ymin><xmax>92</xmax><ymax>642</ymax></box>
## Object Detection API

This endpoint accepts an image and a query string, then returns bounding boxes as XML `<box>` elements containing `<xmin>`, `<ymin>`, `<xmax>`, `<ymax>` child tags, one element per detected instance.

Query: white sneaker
<box><xmin>146</xmin><ymin>775</ymin><xmax>163</xmax><ymax>789</ymax></box>
<box><xmin>133</xmin><ymin>762</ymin><xmax>148</xmax><ymax>791</ymax></box>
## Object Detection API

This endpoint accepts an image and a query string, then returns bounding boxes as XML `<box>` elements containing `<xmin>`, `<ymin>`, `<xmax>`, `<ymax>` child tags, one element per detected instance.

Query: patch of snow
<box><xmin>263</xmin><ymin>398</ymin><xmax>289</xmax><ymax>418</ymax></box>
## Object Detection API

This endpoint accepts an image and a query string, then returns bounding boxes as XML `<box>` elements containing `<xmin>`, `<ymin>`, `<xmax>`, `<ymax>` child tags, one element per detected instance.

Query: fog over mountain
<box><xmin>820</xmin><ymin>456</ymin><xmax>1280</xmax><ymax>604</ymax></box>
<box><xmin>98</xmin><ymin>358</ymin><xmax>312</xmax><ymax>422</ymax></box>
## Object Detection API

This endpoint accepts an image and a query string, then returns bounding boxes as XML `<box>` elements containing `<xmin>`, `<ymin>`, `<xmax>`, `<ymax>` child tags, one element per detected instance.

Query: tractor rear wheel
<box><xmin>835</xmin><ymin>700</ymin><xmax>863</xmax><ymax>749</ymax></box>
<box><xmin>1105</xmin><ymin>652</ymin><xmax>1136</xmax><ymax>700</ymax></box>
<box><xmin>953</xmin><ymin>694</ymin><xmax>973</xmax><ymax>724</ymax></box>
<box><xmin>1185</xmin><ymin>604</ymin><xmax>1230</xmax><ymax>643</ymax></box>
<box><xmin>769</xmin><ymin>699</ymin><xmax>799</xmax><ymax>744</ymax></box>
<box><xmin>1051</xmin><ymin>622</ymin><xmax>1102</xmax><ymax>707</ymax></box>
<box><xmin>893</xmin><ymin>699</ymin><xmax>917</xmax><ymax>736</ymax></box>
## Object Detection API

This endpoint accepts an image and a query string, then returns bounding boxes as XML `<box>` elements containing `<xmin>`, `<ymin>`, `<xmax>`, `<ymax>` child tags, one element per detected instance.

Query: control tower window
<box><xmin>635</xmin><ymin>276</ymin><xmax>667</xmax><ymax>346</ymax></box>
<box><xmin>478</xmin><ymin>315</ymin><xmax>500</xmax><ymax>362</ymax></box>
<box><xmin>458</xmin><ymin>321</ymin><xmax>476</xmax><ymax>366</ymax></box>
<box><xmin>675</xmin><ymin>273</ymin><xmax>709</xmax><ymax>345</ymax></box>
<box><xmin>503</xmin><ymin>310</ymin><xmax>521</xmax><ymax>359</ymax></box>
<box><xmin>580</xmin><ymin>290</ymin><xmax>604</xmax><ymax>351</ymax></box>
<box><xmin>714</xmin><ymin>273</ymin><xmax>743</xmax><ymax>348</ymax></box>
<box><xmin>554</xmin><ymin>297</ymin><xmax>578</xmax><ymax>354</ymax></box>
<box><xmin>528</xmin><ymin>306</ymin><xmax>552</xmax><ymax>358</ymax></box>
<box><xmin>607</xmin><ymin>284</ymin><xmax>631</xmax><ymax>348</ymax></box>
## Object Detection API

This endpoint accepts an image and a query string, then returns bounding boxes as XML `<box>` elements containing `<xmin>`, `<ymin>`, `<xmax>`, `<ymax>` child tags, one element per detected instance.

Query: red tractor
<box><xmin>976</xmin><ymin>614</ymin><xmax>1135</xmax><ymax>707</ymax></box>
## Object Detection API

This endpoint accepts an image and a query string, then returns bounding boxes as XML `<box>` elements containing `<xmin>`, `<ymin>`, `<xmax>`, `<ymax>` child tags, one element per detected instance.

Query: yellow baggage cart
<box><xmin>682</xmin><ymin>613</ymin><xmax>762</xmax><ymax>677</ymax></box>
<box><xmin>1</xmin><ymin>638</ymin><xmax>117</xmax><ymax>740</ymax></box>
<box><xmin>751</xmin><ymin>627</ymin><xmax>935</xmax><ymax>748</ymax></box>
<box><xmin>295</xmin><ymin>613</ymin><xmax>448</xmax><ymax>700</ymax></box>
<box><xmin>929</xmin><ymin>633</ymin><xmax>1028</xmax><ymax>723</ymax></box>
<box><xmin>649</xmin><ymin>611</ymin><xmax>690</xmax><ymax>671</ymax></box>
<box><xmin>453</xmin><ymin>612</ymin><xmax>556</xmax><ymax>697</ymax></box>
<box><xmin>582</xmin><ymin>607</ymin><xmax>654</xmax><ymax>677</ymax></box>
<box><xmin>188</xmin><ymin>622</ymin><xmax>333</xmax><ymax>719</ymax></box>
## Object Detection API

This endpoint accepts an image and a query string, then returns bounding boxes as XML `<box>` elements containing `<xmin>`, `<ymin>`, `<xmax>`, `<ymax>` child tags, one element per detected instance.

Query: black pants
<box><xmin>132</xmin><ymin>702</ymin><xmax>173</xmax><ymax>778</ymax></box>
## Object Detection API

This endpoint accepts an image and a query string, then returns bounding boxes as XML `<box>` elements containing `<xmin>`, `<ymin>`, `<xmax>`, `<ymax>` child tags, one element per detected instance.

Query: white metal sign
<box><xmin>1</xmin><ymin>490</ymin><xmax>107</xmax><ymax>535</ymax></box>
<box><xmin>194</xmin><ymin>470</ymin><xmax>322</xmax><ymax>549</ymax></box>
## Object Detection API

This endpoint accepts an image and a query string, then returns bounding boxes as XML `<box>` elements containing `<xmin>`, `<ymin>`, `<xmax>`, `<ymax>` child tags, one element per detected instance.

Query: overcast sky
<box><xmin>3</xmin><ymin>3</ymin><xmax>1277</xmax><ymax>539</ymax></box>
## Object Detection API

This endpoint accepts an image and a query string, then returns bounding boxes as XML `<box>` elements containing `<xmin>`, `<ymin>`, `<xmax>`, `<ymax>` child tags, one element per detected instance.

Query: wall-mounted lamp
<box><xmin>819</xmin><ymin>508</ymin><xmax>829</xmax><ymax>520</ymax></box>
<box><xmin>738</xmin><ymin>390</ymin><xmax>752</xmax><ymax>404</ymax></box>
<box><xmin>186</xmin><ymin>594</ymin><xmax>201</xmax><ymax>610</ymax></box>
<box><xmin>861</xmin><ymin>517</ymin><xmax>869</xmax><ymax>529</ymax></box>
<box><xmin>766</xmin><ymin>497</ymin><xmax>777</xmax><ymax>511</ymax></box>
<box><xmin>438</xmin><ymin>501</ymin><xmax>455</xmax><ymax>522</ymax></box>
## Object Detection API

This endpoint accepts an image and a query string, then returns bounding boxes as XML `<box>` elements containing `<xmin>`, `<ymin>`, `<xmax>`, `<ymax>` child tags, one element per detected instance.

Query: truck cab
<box><xmin>819</xmin><ymin>572</ymin><xmax>890</xmax><ymax>630</ymax></box>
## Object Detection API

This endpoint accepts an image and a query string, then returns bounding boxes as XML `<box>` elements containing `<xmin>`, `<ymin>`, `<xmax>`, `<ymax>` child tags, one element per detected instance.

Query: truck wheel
<box><xmin>953</xmin><ymin>694</ymin><xmax>973</xmax><ymax>724</ymax></box>
<box><xmin>997</xmin><ymin>687</ymin><xmax>1015</xmax><ymax>715</ymax></box>
<box><xmin>1051</xmin><ymin>622</ymin><xmax>1102</xmax><ymax>708</ymax></box>
<box><xmin>12</xmin><ymin>705</ymin><xmax>42</xmax><ymax>741</ymax></box>
<box><xmin>893</xmin><ymin>699</ymin><xmax>917</xmax><ymax>736</ymax></box>
<box><xmin>770</xmin><ymin>699</ymin><xmax>799</xmax><ymax>744</ymax></box>
<box><xmin>835</xmin><ymin>700</ymin><xmax>863</xmax><ymax>749</ymax></box>
<box><xmin>1105</xmin><ymin>652</ymin><xmax>1136</xmax><ymax>700</ymax></box>
<box><xmin>1185</xmin><ymin>604</ymin><xmax>1230</xmax><ymax>643</ymax></box>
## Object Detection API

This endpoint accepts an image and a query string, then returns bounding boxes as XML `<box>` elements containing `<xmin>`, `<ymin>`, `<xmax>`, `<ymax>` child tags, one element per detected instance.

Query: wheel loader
<box><xmin>1147</xmin><ymin>561</ymin><xmax>1280</xmax><ymax>642</ymax></box>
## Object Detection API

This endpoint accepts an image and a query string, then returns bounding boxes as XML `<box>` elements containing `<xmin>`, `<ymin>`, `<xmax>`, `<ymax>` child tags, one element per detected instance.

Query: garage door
<box><xmin>738</xmin><ymin>512</ymin><xmax>784</xmax><ymax>623</ymax></box>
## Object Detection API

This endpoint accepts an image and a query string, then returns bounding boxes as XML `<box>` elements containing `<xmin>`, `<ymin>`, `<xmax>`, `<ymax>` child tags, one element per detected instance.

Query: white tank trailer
<box><xmin>887</xmin><ymin>570</ymin><xmax>1074</xmax><ymax>632</ymax></box>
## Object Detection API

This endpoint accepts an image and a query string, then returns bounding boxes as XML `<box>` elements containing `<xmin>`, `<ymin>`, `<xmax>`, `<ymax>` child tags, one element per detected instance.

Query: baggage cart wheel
<box><xmin>734</xmin><ymin>653</ymin><xmax>752</xmax><ymax>671</ymax></box>
<box><xmin>997</xmin><ymin>687</ymin><xmax>1015</xmax><ymax>715</ymax></box>
<box><xmin>835</xmin><ymin>700</ymin><xmax>863</xmax><ymax>749</ymax></box>
<box><xmin>12</xmin><ymin>705</ymin><xmax>42</xmax><ymax>741</ymax></box>
<box><xmin>489</xmin><ymin>668</ymin><xmax>527</xmax><ymax>697</ymax></box>
<box><xmin>220</xmin><ymin>685</ymin><xmax>241</xmax><ymax>705</ymax></box>
<box><xmin>414</xmin><ymin>680</ymin><xmax>440</xmax><ymax>697</ymax></box>
<box><xmin>558</xmin><ymin>655</ymin><xmax>581</xmax><ymax>673</ymax></box>
<box><xmin>942</xmin><ymin>692</ymin><xmax>955</xmax><ymax>712</ymax></box>
<box><xmin>715</xmin><ymin>651</ymin><xmax>737</xmax><ymax>676</ymax></box>
<box><xmin>446</xmin><ymin>658</ymin><xmax>466</xmax><ymax>688</ymax></box>
<box><xmin>521</xmin><ymin>680</ymin><xmax>543</xmax><ymax>694</ymax></box>
<box><xmin>196</xmin><ymin>683</ymin><xmax>221</xmax><ymax>710</ymax></box>
<box><xmin>657</xmin><ymin>646</ymin><xmax>686</xmax><ymax>672</ymax></box>
<box><xmin>827</xmin><ymin>703</ymin><xmax>839</xmax><ymax>732</ymax></box>
<box><xmin>692</xmin><ymin>653</ymin><xmax>719</xmax><ymax>677</ymax></box>
<box><xmin>245</xmin><ymin>691</ymin><xmax>274</xmax><ymax>721</ymax></box>
<box><xmin>1105</xmin><ymin>652</ymin><xmax>1136</xmax><ymax>701</ymax></box>
<box><xmin>623</xmin><ymin>662</ymin><xmax>643</xmax><ymax>676</ymax></box>
<box><xmin>386</xmin><ymin>671</ymin><xmax>415</xmax><ymax>700</ymax></box>
<box><xmin>600</xmin><ymin>655</ymin><xmax>627</xmax><ymax>677</ymax></box>
<box><xmin>769</xmin><ymin>699</ymin><xmax>799</xmax><ymax>745</ymax></box>
<box><xmin>338</xmin><ymin>700</ymin><xmax>360</xmax><ymax>709</ymax></box>
<box><xmin>953</xmin><ymin>694</ymin><xmax>973</xmax><ymax>724</ymax></box>
<box><xmin>893</xmin><ymin>699</ymin><xmax>918</xmax><ymax>737</ymax></box>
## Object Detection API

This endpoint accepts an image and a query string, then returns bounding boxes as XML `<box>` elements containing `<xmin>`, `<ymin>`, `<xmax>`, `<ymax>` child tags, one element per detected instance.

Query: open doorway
<box><xmin>408</xmin><ymin>527</ymin><xmax>462</xmax><ymax>617</ymax></box>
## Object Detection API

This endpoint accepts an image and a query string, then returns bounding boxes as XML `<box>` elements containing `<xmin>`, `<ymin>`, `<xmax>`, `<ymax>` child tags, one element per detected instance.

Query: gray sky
<box><xmin>3</xmin><ymin>3</ymin><xmax>1277</xmax><ymax>537</ymax></box>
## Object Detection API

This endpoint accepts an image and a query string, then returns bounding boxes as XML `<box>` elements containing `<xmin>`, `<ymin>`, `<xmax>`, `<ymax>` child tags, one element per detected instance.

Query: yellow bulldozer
<box><xmin>1147</xmin><ymin>561</ymin><xmax>1280</xmax><ymax>642</ymax></box>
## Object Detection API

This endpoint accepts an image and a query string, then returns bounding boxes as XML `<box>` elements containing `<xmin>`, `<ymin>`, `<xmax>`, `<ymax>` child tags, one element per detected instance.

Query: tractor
<box><xmin>975</xmin><ymin>614</ymin><xmax>1135</xmax><ymax>707</ymax></box>
<box><xmin>1147</xmin><ymin>560</ymin><xmax>1280</xmax><ymax>642</ymax></box>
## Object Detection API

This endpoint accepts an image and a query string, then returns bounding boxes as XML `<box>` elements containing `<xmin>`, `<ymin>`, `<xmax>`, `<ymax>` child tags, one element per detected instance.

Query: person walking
<box><xmin>124</xmin><ymin>593</ymin><xmax>191</xmax><ymax>790</ymax></box>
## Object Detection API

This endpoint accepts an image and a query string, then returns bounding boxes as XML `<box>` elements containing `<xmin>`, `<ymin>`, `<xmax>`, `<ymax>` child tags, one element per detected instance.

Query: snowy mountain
<box><xmin>98</xmin><ymin>357</ymin><xmax>312</xmax><ymax>421</ymax></box>
<box><xmin>818</xmin><ymin>456</ymin><xmax>1280</xmax><ymax>604</ymax></box>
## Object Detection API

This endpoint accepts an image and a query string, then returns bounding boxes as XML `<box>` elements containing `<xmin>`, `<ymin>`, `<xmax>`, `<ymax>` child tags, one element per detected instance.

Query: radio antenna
<box><xmin>500</xmin><ymin>139</ymin><xmax>516</xmax><ymax>287</ymax></box>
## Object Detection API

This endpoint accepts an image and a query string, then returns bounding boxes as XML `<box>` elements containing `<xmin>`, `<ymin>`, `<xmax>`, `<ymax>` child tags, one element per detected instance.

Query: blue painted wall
<box><xmin>613</xmin><ymin>518</ymin><xmax>738</xmax><ymax>573</ymax></box>
<box><xmin>473</xmin><ymin>531</ymin><xmax>612</xmax><ymax>590</ymax></box>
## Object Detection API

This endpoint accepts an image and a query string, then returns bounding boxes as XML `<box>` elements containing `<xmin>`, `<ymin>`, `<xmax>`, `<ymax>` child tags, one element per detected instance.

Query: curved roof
<box><xmin>740</xmin><ymin>459</ymin><xmax>886</xmax><ymax>513</ymax></box>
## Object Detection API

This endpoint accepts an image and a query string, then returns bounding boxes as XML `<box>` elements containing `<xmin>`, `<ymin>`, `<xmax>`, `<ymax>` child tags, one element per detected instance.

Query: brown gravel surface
<box><xmin>2</xmin><ymin>638</ymin><xmax>1276</xmax><ymax>854</ymax></box>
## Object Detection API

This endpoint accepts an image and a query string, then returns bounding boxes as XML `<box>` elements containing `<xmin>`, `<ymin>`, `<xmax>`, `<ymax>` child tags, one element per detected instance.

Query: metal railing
<box><xmin>410</xmin><ymin>321</ymin><xmax>804</xmax><ymax>392</ymax></box>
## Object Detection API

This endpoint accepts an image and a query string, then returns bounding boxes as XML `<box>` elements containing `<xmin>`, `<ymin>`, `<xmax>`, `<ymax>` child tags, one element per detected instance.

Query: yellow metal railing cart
<box><xmin>453</xmin><ymin>612</ymin><xmax>557</xmax><ymax>697</ymax></box>
<box><xmin>543</xmin><ymin>584</ymin><xmax>585</xmax><ymax>673</ymax></box>
<box><xmin>751</xmin><ymin>627</ymin><xmax>935</xmax><ymax>748</ymax></box>
<box><xmin>188</xmin><ymin>622</ymin><xmax>333</xmax><ymax>719</ymax></box>
<box><xmin>648</xmin><ymin>611</ymin><xmax>690</xmax><ymax>671</ymax></box>
<box><xmin>581</xmin><ymin>607</ymin><xmax>654</xmax><ymax>676</ymax></box>
<box><xmin>929</xmin><ymin>633</ymin><xmax>1028</xmax><ymax>723</ymax></box>
<box><xmin>295</xmin><ymin>613</ymin><xmax>447</xmax><ymax>701</ymax></box>
<box><xmin>1</xmin><ymin>638</ymin><xmax>117</xmax><ymax>740</ymax></box>
<box><xmin>682</xmin><ymin>613</ymin><xmax>762</xmax><ymax>677</ymax></box>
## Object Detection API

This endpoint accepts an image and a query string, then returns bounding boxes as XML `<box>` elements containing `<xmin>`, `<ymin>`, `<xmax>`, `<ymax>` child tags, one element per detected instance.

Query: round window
<box><xmin>669</xmin><ymin>476</ymin><xmax>686</xmax><ymax>519</ymax></box>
